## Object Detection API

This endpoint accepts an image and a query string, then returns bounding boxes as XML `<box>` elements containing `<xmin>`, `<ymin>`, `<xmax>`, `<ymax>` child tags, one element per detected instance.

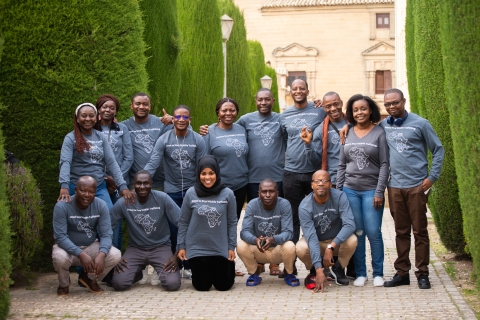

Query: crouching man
<box><xmin>296</xmin><ymin>170</ymin><xmax>357</xmax><ymax>292</ymax></box>
<box><xmin>237</xmin><ymin>178</ymin><xmax>299</xmax><ymax>287</ymax></box>
<box><xmin>52</xmin><ymin>176</ymin><xmax>121</xmax><ymax>295</ymax></box>
<box><xmin>110</xmin><ymin>170</ymin><xmax>181</xmax><ymax>291</ymax></box>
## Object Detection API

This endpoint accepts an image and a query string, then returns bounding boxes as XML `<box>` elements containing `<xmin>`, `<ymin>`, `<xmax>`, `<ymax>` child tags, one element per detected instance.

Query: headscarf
<box><xmin>194</xmin><ymin>155</ymin><xmax>225</xmax><ymax>197</ymax></box>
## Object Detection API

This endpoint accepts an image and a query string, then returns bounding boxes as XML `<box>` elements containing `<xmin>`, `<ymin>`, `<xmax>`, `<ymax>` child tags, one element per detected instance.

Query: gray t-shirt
<box><xmin>177</xmin><ymin>187</ymin><xmax>237</xmax><ymax>260</ymax></box>
<box><xmin>240</xmin><ymin>197</ymin><xmax>293</xmax><ymax>246</ymax></box>
<box><xmin>280</xmin><ymin>102</ymin><xmax>327</xmax><ymax>173</ymax></box>
<box><xmin>122</xmin><ymin>115</ymin><xmax>173</xmax><ymax>188</ymax></box>
<box><xmin>204</xmin><ymin>124</ymin><xmax>249</xmax><ymax>191</ymax></box>
<box><xmin>236</xmin><ymin>112</ymin><xmax>286</xmax><ymax>183</ymax></box>
<box><xmin>53</xmin><ymin>196</ymin><xmax>112</xmax><ymax>256</ymax></box>
<box><xmin>144</xmin><ymin>129</ymin><xmax>206</xmax><ymax>193</ymax></box>
<box><xmin>299</xmin><ymin>190</ymin><xmax>355</xmax><ymax>270</ymax></box>
<box><xmin>100</xmin><ymin>123</ymin><xmax>133</xmax><ymax>183</ymax></box>
<box><xmin>305</xmin><ymin>118</ymin><xmax>347</xmax><ymax>185</ymax></box>
<box><xmin>59</xmin><ymin>130</ymin><xmax>127</xmax><ymax>191</ymax></box>
<box><xmin>110</xmin><ymin>190</ymin><xmax>180</xmax><ymax>249</ymax></box>
<box><xmin>336</xmin><ymin>125</ymin><xmax>389</xmax><ymax>198</ymax></box>
<box><xmin>379</xmin><ymin>113</ymin><xmax>444</xmax><ymax>188</ymax></box>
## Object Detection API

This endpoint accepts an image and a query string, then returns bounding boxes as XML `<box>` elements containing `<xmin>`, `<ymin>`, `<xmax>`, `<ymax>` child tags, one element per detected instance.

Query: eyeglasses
<box><xmin>312</xmin><ymin>179</ymin><xmax>330</xmax><ymax>185</ymax></box>
<box><xmin>324</xmin><ymin>102</ymin><xmax>341</xmax><ymax>110</ymax></box>
<box><xmin>384</xmin><ymin>100</ymin><xmax>402</xmax><ymax>108</ymax></box>
<box><xmin>174</xmin><ymin>115</ymin><xmax>190</xmax><ymax>121</ymax></box>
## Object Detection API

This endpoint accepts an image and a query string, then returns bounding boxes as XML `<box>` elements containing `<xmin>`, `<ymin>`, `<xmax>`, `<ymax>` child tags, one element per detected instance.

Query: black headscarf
<box><xmin>194</xmin><ymin>155</ymin><xmax>225</xmax><ymax>197</ymax></box>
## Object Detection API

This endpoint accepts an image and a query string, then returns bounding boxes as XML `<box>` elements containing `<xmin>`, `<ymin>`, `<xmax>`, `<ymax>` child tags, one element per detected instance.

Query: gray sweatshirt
<box><xmin>299</xmin><ymin>190</ymin><xmax>355</xmax><ymax>270</ymax></box>
<box><xmin>100</xmin><ymin>123</ymin><xmax>134</xmax><ymax>183</ymax></box>
<box><xmin>110</xmin><ymin>190</ymin><xmax>180</xmax><ymax>249</ymax></box>
<box><xmin>59</xmin><ymin>130</ymin><xmax>127</xmax><ymax>191</ymax></box>
<box><xmin>336</xmin><ymin>125</ymin><xmax>389</xmax><ymax>198</ymax></box>
<box><xmin>280</xmin><ymin>102</ymin><xmax>327</xmax><ymax>173</ymax></box>
<box><xmin>379</xmin><ymin>113</ymin><xmax>444</xmax><ymax>188</ymax></box>
<box><xmin>144</xmin><ymin>129</ymin><xmax>206</xmax><ymax>193</ymax></box>
<box><xmin>204</xmin><ymin>124</ymin><xmax>249</xmax><ymax>191</ymax></box>
<box><xmin>53</xmin><ymin>196</ymin><xmax>112</xmax><ymax>256</ymax></box>
<box><xmin>240</xmin><ymin>197</ymin><xmax>293</xmax><ymax>246</ymax></box>
<box><xmin>177</xmin><ymin>187</ymin><xmax>237</xmax><ymax>260</ymax></box>
<box><xmin>236</xmin><ymin>112</ymin><xmax>286</xmax><ymax>183</ymax></box>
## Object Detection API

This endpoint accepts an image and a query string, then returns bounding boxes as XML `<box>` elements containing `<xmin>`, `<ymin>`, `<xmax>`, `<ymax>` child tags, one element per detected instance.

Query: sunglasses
<box><xmin>174</xmin><ymin>115</ymin><xmax>190</xmax><ymax>120</ymax></box>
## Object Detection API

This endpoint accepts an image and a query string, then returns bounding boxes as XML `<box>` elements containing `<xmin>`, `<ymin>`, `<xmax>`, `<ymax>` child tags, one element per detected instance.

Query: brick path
<box><xmin>8</xmin><ymin>208</ymin><xmax>476</xmax><ymax>319</ymax></box>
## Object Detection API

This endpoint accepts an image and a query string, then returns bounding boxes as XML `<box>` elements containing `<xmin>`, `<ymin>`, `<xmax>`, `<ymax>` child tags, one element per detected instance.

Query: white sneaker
<box><xmin>138</xmin><ymin>266</ymin><xmax>149</xmax><ymax>285</ymax></box>
<box><xmin>150</xmin><ymin>271</ymin><xmax>160</xmax><ymax>285</ymax></box>
<box><xmin>182</xmin><ymin>268</ymin><xmax>192</xmax><ymax>280</ymax></box>
<box><xmin>373</xmin><ymin>276</ymin><xmax>384</xmax><ymax>287</ymax></box>
<box><xmin>353</xmin><ymin>276</ymin><xmax>368</xmax><ymax>287</ymax></box>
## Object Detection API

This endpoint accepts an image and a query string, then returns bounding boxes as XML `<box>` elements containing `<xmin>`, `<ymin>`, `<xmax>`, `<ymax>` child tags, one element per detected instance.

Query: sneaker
<box><xmin>384</xmin><ymin>273</ymin><xmax>410</xmax><ymax>287</ymax></box>
<box><xmin>329</xmin><ymin>261</ymin><xmax>349</xmax><ymax>286</ymax></box>
<box><xmin>323</xmin><ymin>267</ymin><xmax>334</xmax><ymax>281</ymax></box>
<box><xmin>346</xmin><ymin>268</ymin><xmax>356</xmax><ymax>280</ymax></box>
<box><xmin>150</xmin><ymin>271</ymin><xmax>160</xmax><ymax>285</ymax></box>
<box><xmin>138</xmin><ymin>266</ymin><xmax>149</xmax><ymax>285</ymax></box>
<box><xmin>182</xmin><ymin>268</ymin><xmax>192</xmax><ymax>280</ymax></box>
<box><xmin>418</xmin><ymin>274</ymin><xmax>431</xmax><ymax>289</ymax></box>
<box><xmin>304</xmin><ymin>274</ymin><xmax>316</xmax><ymax>290</ymax></box>
<box><xmin>353</xmin><ymin>276</ymin><xmax>368</xmax><ymax>287</ymax></box>
<box><xmin>373</xmin><ymin>276</ymin><xmax>384</xmax><ymax>287</ymax></box>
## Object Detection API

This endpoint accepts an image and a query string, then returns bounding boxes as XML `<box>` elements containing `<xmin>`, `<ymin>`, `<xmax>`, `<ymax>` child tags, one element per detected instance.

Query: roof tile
<box><xmin>262</xmin><ymin>0</ymin><xmax>394</xmax><ymax>8</ymax></box>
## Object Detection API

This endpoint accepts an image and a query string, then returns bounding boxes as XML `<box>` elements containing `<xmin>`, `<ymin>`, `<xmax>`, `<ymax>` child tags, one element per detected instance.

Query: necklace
<box><xmin>175</xmin><ymin>129</ymin><xmax>187</xmax><ymax>194</ymax></box>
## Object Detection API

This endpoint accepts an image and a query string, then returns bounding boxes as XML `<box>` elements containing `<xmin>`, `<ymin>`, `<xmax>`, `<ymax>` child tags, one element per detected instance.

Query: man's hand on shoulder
<box><xmin>199</xmin><ymin>125</ymin><xmax>209</xmax><ymax>136</ymax></box>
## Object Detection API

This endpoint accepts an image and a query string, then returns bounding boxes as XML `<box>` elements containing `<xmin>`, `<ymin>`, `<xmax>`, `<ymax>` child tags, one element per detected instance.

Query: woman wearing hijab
<box><xmin>177</xmin><ymin>155</ymin><xmax>237</xmax><ymax>291</ymax></box>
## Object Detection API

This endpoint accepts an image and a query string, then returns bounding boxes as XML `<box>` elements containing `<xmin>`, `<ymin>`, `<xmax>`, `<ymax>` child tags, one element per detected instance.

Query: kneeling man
<box><xmin>237</xmin><ymin>178</ymin><xmax>299</xmax><ymax>286</ymax></box>
<box><xmin>52</xmin><ymin>176</ymin><xmax>121</xmax><ymax>295</ymax></box>
<box><xmin>296</xmin><ymin>170</ymin><xmax>357</xmax><ymax>292</ymax></box>
<box><xmin>110</xmin><ymin>170</ymin><xmax>181</xmax><ymax>291</ymax></box>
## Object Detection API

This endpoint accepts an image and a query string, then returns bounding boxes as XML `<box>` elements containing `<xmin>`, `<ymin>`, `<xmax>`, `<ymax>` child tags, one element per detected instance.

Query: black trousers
<box><xmin>189</xmin><ymin>256</ymin><xmax>235</xmax><ymax>291</ymax></box>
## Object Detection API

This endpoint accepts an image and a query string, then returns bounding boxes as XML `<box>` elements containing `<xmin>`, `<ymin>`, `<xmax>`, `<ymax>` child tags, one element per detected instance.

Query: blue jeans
<box><xmin>343</xmin><ymin>187</ymin><xmax>384</xmax><ymax>278</ymax></box>
<box><xmin>110</xmin><ymin>190</ymin><xmax>123</xmax><ymax>251</ymax></box>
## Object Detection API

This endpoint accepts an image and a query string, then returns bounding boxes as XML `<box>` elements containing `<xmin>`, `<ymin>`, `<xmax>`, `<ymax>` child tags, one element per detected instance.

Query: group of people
<box><xmin>52</xmin><ymin>79</ymin><xmax>444</xmax><ymax>296</ymax></box>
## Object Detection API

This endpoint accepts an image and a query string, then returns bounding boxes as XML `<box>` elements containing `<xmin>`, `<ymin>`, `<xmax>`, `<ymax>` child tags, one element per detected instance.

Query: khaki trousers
<box><xmin>236</xmin><ymin>240</ymin><xmax>296</xmax><ymax>275</ymax></box>
<box><xmin>296</xmin><ymin>234</ymin><xmax>357</xmax><ymax>270</ymax></box>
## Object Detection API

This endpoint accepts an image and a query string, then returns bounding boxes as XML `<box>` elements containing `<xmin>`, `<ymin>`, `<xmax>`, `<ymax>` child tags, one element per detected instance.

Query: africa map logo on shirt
<box><xmin>135</xmin><ymin>134</ymin><xmax>155</xmax><ymax>153</ymax></box>
<box><xmin>349</xmin><ymin>147</ymin><xmax>369</xmax><ymax>170</ymax></box>
<box><xmin>388</xmin><ymin>132</ymin><xmax>409</xmax><ymax>153</ymax></box>
<box><xmin>77</xmin><ymin>221</ymin><xmax>93</xmax><ymax>238</ymax></box>
<box><xmin>253</xmin><ymin>124</ymin><xmax>275</xmax><ymax>146</ymax></box>
<box><xmin>290</xmin><ymin>118</ymin><xmax>310</xmax><ymax>132</ymax></box>
<box><xmin>134</xmin><ymin>214</ymin><xmax>156</xmax><ymax>234</ymax></box>
<box><xmin>198</xmin><ymin>205</ymin><xmax>222</xmax><ymax>228</ymax></box>
<box><xmin>258</xmin><ymin>222</ymin><xmax>277</xmax><ymax>237</ymax></box>
<box><xmin>108</xmin><ymin>136</ymin><xmax>118</xmax><ymax>152</ymax></box>
<box><xmin>171</xmin><ymin>149</ymin><xmax>192</xmax><ymax>169</ymax></box>
<box><xmin>331</xmin><ymin>133</ymin><xmax>340</xmax><ymax>145</ymax></box>
<box><xmin>88</xmin><ymin>144</ymin><xmax>103</xmax><ymax>163</ymax></box>
<box><xmin>226</xmin><ymin>139</ymin><xmax>246</xmax><ymax>157</ymax></box>
<box><xmin>316</xmin><ymin>215</ymin><xmax>331</xmax><ymax>233</ymax></box>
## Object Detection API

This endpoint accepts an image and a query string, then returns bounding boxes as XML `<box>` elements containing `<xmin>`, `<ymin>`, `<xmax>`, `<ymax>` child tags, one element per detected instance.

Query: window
<box><xmin>375</xmin><ymin>70</ymin><xmax>392</xmax><ymax>94</ymax></box>
<box><xmin>376</xmin><ymin>13</ymin><xmax>390</xmax><ymax>28</ymax></box>
<box><xmin>287</xmin><ymin>71</ymin><xmax>307</xmax><ymax>87</ymax></box>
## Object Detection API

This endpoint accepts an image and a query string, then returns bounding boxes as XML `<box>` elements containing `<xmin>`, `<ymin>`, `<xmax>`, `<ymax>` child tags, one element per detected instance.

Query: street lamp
<box><xmin>221</xmin><ymin>14</ymin><xmax>234</xmax><ymax>97</ymax></box>
<box><xmin>260</xmin><ymin>75</ymin><xmax>273</xmax><ymax>89</ymax></box>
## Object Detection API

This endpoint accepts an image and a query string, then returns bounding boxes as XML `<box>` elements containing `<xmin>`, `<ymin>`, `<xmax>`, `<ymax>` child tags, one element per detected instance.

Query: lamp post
<box><xmin>260</xmin><ymin>75</ymin><xmax>273</xmax><ymax>89</ymax></box>
<box><xmin>221</xmin><ymin>14</ymin><xmax>234</xmax><ymax>98</ymax></box>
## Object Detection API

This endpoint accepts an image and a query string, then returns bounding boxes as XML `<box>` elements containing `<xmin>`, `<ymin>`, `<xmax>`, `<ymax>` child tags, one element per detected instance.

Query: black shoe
<box><xmin>329</xmin><ymin>261</ymin><xmax>349</xmax><ymax>286</ymax></box>
<box><xmin>384</xmin><ymin>273</ymin><xmax>410</xmax><ymax>287</ymax></box>
<box><xmin>309</xmin><ymin>267</ymin><xmax>316</xmax><ymax>276</ymax></box>
<box><xmin>278</xmin><ymin>265</ymin><xmax>297</xmax><ymax>279</ymax></box>
<box><xmin>346</xmin><ymin>268</ymin><xmax>356</xmax><ymax>280</ymax></box>
<box><xmin>417</xmin><ymin>274</ymin><xmax>431</xmax><ymax>289</ymax></box>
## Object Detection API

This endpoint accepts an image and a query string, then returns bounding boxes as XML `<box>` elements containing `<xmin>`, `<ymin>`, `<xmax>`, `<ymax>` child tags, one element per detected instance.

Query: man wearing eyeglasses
<box><xmin>296</xmin><ymin>170</ymin><xmax>357</xmax><ymax>292</ymax></box>
<box><xmin>380</xmin><ymin>88</ymin><xmax>444</xmax><ymax>290</ymax></box>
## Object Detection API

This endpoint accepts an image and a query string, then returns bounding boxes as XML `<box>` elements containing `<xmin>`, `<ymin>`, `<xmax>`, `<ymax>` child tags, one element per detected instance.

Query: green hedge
<box><xmin>265</xmin><ymin>65</ymin><xmax>280</xmax><ymax>113</ymax></box>
<box><xmin>0</xmin><ymin>0</ymin><xmax>148</xmax><ymax>270</ymax></box>
<box><xmin>410</xmin><ymin>0</ymin><xmax>465</xmax><ymax>254</ymax></box>
<box><xmin>438</xmin><ymin>1</ymin><xmax>480</xmax><ymax>280</ymax></box>
<box><xmin>139</xmin><ymin>0</ymin><xmax>181</xmax><ymax>114</ymax></box>
<box><xmin>218</xmin><ymin>0</ymin><xmax>252</xmax><ymax>117</ymax></box>
<box><xmin>248</xmin><ymin>41</ymin><xmax>266</xmax><ymax>113</ymax></box>
<box><xmin>177</xmin><ymin>0</ymin><xmax>224</xmax><ymax>130</ymax></box>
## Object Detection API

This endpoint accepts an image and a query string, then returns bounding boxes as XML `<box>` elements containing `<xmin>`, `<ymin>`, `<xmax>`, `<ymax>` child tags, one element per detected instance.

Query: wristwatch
<box><xmin>327</xmin><ymin>244</ymin><xmax>334</xmax><ymax>251</ymax></box>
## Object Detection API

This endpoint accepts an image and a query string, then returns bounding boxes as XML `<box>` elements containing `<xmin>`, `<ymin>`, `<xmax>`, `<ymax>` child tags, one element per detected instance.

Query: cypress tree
<box><xmin>139</xmin><ymin>0</ymin><xmax>181</xmax><ymax>114</ymax></box>
<box><xmin>411</xmin><ymin>0</ymin><xmax>464</xmax><ymax>253</ymax></box>
<box><xmin>265</xmin><ymin>65</ymin><xmax>280</xmax><ymax>113</ymax></box>
<box><xmin>217</xmin><ymin>0</ymin><xmax>252</xmax><ymax>117</ymax></box>
<box><xmin>0</xmin><ymin>0</ymin><xmax>148</xmax><ymax>269</ymax></box>
<box><xmin>177</xmin><ymin>0</ymin><xmax>224</xmax><ymax>130</ymax></box>
<box><xmin>248</xmin><ymin>40</ymin><xmax>266</xmax><ymax>113</ymax></box>
<box><xmin>405</xmin><ymin>0</ymin><xmax>420</xmax><ymax>114</ymax></box>
<box><xmin>438</xmin><ymin>1</ymin><xmax>480</xmax><ymax>278</ymax></box>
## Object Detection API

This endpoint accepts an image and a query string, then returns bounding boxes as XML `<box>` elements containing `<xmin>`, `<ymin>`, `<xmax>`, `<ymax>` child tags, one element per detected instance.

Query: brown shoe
<box><xmin>269</xmin><ymin>263</ymin><xmax>281</xmax><ymax>276</ymax></box>
<box><xmin>79</xmin><ymin>272</ymin><xmax>104</xmax><ymax>294</ymax></box>
<box><xmin>57</xmin><ymin>285</ymin><xmax>69</xmax><ymax>295</ymax></box>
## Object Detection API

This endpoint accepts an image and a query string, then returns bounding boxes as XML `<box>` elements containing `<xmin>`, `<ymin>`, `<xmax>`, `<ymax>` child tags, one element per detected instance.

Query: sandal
<box><xmin>246</xmin><ymin>273</ymin><xmax>262</xmax><ymax>286</ymax></box>
<box><xmin>284</xmin><ymin>273</ymin><xmax>300</xmax><ymax>287</ymax></box>
<box><xmin>269</xmin><ymin>263</ymin><xmax>280</xmax><ymax>276</ymax></box>
<box><xmin>235</xmin><ymin>269</ymin><xmax>245</xmax><ymax>277</ymax></box>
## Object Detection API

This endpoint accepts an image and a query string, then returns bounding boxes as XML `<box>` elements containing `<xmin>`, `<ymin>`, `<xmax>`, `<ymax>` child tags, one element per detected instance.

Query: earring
<box><xmin>113</xmin><ymin>115</ymin><xmax>117</xmax><ymax>123</ymax></box>
<box><xmin>98</xmin><ymin>115</ymin><xmax>101</xmax><ymax>121</ymax></box>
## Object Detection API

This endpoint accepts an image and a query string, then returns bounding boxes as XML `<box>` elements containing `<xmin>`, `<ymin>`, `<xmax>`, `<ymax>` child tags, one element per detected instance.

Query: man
<box><xmin>296</xmin><ymin>170</ymin><xmax>357</xmax><ymax>292</ymax></box>
<box><xmin>52</xmin><ymin>176</ymin><xmax>121</xmax><ymax>295</ymax></box>
<box><xmin>280</xmin><ymin>79</ymin><xmax>327</xmax><ymax>273</ymax></box>
<box><xmin>110</xmin><ymin>170</ymin><xmax>181</xmax><ymax>291</ymax></box>
<box><xmin>237</xmin><ymin>179</ymin><xmax>298</xmax><ymax>286</ymax></box>
<box><xmin>380</xmin><ymin>88</ymin><xmax>444</xmax><ymax>289</ymax></box>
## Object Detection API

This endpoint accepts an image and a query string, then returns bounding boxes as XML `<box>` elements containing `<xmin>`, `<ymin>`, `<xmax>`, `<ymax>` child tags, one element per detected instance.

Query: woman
<box><xmin>177</xmin><ymin>155</ymin><xmax>237</xmax><ymax>291</ymax></box>
<box><xmin>336</xmin><ymin>94</ymin><xmax>389</xmax><ymax>287</ymax></box>
<box><xmin>203</xmin><ymin>98</ymin><xmax>249</xmax><ymax>220</ymax></box>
